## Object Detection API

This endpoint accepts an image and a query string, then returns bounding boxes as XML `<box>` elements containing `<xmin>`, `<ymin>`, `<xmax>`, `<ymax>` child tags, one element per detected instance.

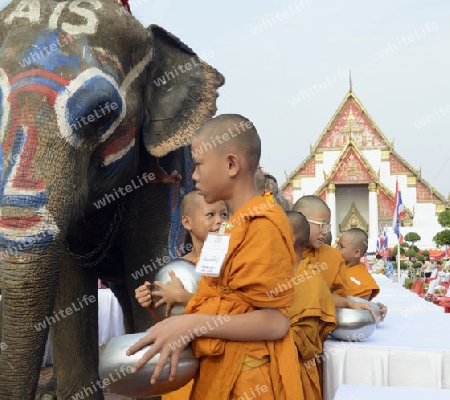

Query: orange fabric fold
<box><xmin>302</xmin><ymin>245</ymin><xmax>348</xmax><ymax>295</ymax></box>
<box><xmin>185</xmin><ymin>196</ymin><xmax>304</xmax><ymax>400</ymax></box>
<box><xmin>345</xmin><ymin>262</ymin><xmax>380</xmax><ymax>300</ymax></box>
<box><xmin>290</xmin><ymin>258</ymin><xmax>336</xmax><ymax>400</ymax></box>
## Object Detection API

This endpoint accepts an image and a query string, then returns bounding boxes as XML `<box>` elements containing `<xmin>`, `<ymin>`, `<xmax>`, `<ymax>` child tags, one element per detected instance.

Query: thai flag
<box><xmin>392</xmin><ymin>180</ymin><xmax>405</xmax><ymax>239</ymax></box>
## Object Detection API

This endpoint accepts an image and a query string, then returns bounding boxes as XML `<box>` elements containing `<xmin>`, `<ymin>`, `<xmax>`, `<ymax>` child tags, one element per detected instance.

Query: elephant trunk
<box><xmin>0</xmin><ymin>251</ymin><xmax>61</xmax><ymax>399</ymax></box>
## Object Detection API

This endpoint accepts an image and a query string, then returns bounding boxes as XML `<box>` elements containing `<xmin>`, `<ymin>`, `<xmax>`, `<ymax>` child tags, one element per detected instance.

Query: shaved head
<box><xmin>195</xmin><ymin>114</ymin><xmax>261</xmax><ymax>172</ymax></box>
<box><xmin>343</xmin><ymin>228</ymin><xmax>368</xmax><ymax>255</ymax></box>
<box><xmin>181</xmin><ymin>191</ymin><xmax>203</xmax><ymax>217</ymax></box>
<box><xmin>292</xmin><ymin>195</ymin><xmax>330</xmax><ymax>218</ymax></box>
<box><xmin>286</xmin><ymin>210</ymin><xmax>310</xmax><ymax>248</ymax></box>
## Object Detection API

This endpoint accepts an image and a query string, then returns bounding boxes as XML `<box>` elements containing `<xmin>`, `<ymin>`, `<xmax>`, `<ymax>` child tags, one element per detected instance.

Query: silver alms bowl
<box><xmin>329</xmin><ymin>306</ymin><xmax>376</xmax><ymax>341</ymax></box>
<box><xmin>151</xmin><ymin>258</ymin><xmax>201</xmax><ymax>320</ymax></box>
<box><xmin>347</xmin><ymin>295</ymin><xmax>382</xmax><ymax>326</ymax></box>
<box><xmin>99</xmin><ymin>332</ymin><xmax>199</xmax><ymax>397</ymax></box>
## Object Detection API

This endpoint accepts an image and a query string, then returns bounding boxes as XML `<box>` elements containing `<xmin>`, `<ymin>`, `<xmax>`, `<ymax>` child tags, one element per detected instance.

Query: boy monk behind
<box><xmin>128</xmin><ymin>114</ymin><xmax>304</xmax><ymax>399</ymax></box>
<box><xmin>337</xmin><ymin>228</ymin><xmax>380</xmax><ymax>301</ymax></box>
<box><xmin>135</xmin><ymin>191</ymin><xmax>227</xmax><ymax>400</ymax></box>
<box><xmin>286</xmin><ymin>211</ymin><xmax>336</xmax><ymax>400</ymax></box>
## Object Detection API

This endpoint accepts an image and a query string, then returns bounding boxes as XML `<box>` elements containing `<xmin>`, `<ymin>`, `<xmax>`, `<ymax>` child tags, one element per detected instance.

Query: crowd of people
<box><xmin>129</xmin><ymin>114</ymin><xmax>386</xmax><ymax>400</ymax></box>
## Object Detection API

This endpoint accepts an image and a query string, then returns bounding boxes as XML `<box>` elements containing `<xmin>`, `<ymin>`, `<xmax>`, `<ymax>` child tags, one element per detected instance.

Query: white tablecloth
<box><xmin>333</xmin><ymin>384</ymin><xmax>450</xmax><ymax>400</ymax></box>
<box><xmin>373</xmin><ymin>273</ymin><xmax>444</xmax><ymax>313</ymax></box>
<box><xmin>323</xmin><ymin>274</ymin><xmax>450</xmax><ymax>400</ymax></box>
<box><xmin>98</xmin><ymin>288</ymin><xmax>125</xmax><ymax>346</ymax></box>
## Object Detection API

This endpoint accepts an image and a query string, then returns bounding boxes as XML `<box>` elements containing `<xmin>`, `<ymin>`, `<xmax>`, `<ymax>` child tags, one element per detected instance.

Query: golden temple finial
<box><xmin>349</xmin><ymin>70</ymin><xmax>352</xmax><ymax>93</ymax></box>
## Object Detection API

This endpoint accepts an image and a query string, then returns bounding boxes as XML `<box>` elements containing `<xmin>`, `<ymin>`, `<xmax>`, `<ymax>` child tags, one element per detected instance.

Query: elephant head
<box><xmin>0</xmin><ymin>0</ymin><xmax>224</xmax><ymax>397</ymax></box>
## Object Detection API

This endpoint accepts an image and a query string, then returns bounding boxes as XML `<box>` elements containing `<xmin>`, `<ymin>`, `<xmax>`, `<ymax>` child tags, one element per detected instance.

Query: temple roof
<box><xmin>280</xmin><ymin>90</ymin><xmax>446</xmax><ymax>203</ymax></box>
<box><xmin>311</xmin><ymin>91</ymin><xmax>392</xmax><ymax>152</ymax></box>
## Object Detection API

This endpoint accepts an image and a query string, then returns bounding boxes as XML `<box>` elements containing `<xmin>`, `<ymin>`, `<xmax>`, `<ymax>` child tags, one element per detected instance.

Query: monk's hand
<box><xmin>135</xmin><ymin>281</ymin><xmax>153</xmax><ymax>311</ymax></box>
<box><xmin>377</xmin><ymin>302</ymin><xmax>388</xmax><ymax>322</ymax></box>
<box><xmin>126</xmin><ymin>314</ymin><xmax>197</xmax><ymax>384</ymax></box>
<box><xmin>347</xmin><ymin>299</ymin><xmax>377</xmax><ymax>320</ymax></box>
<box><xmin>161</xmin><ymin>170</ymin><xmax>182</xmax><ymax>185</ymax></box>
<box><xmin>153</xmin><ymin>270</ymin><xmax>187</xmax><ymax>317</ymax></box>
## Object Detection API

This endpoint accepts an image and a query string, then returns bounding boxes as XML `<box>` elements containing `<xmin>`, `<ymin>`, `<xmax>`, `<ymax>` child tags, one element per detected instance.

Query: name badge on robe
<box><xmin>196</xmin><ymin>224</ymin><xmax>231</xmax><ymax>277</ymax></box>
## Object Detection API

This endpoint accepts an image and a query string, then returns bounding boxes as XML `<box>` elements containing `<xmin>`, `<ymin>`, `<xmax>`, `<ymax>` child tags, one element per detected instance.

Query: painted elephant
<box><xmin>0</xmin><ymin>0</ymin><xmax>224</xmax><ymax>398</ymax></box>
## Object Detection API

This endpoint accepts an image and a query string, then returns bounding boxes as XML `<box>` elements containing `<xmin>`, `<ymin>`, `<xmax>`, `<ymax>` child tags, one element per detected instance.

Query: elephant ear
<box><xmin>143</xmin><ymin>25</ymin><xmax>225</xmax><ymax>157</ymax></box>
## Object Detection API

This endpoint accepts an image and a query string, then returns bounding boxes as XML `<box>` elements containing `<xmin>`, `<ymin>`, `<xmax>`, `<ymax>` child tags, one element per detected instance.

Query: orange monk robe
<box><xmin>185</xmin><ymin>196</ymin><xmax>304</xmax><ymax>400</ymax></box>
<box><xmin>290</xmin><ymin>258</ymin><xmax>336</xmax><ymax>400</ymax></box>
<box><xmin>302</xmin><ymin>245</ymin><xmax>348</xmax><ymax>295</ymax></box>
<box><xmin>345</xmin><ymin>261</ymin><xmax>380</xmax><ymax>300</ymax></box>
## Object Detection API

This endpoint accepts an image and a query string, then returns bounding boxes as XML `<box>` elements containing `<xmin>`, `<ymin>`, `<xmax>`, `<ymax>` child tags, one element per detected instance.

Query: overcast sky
<box><xmin>2</xmin><ymin>0</ymin><xmax>450</xmax><ymax>198</ymax></box>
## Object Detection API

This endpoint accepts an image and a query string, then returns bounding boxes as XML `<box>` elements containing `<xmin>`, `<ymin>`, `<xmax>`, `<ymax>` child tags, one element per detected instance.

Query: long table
<box><xmin>323</xmin><ymin>274</ymin><xmax>450</xmax><ymax>400</ymax></box>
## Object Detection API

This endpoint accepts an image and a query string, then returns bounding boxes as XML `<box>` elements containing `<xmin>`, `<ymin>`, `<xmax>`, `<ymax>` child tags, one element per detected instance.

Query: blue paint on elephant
<box><xmin>11</xmin><ymin>75</ymin><xmax>66</xmax><ymax>93</ymax></box>
<box><xmin>20</xmin><ymin>29</ymin><xmax>80</xmax><ymax>71</ymax></box>
<box><xmin>0</xmin><ymin>230</ymin><xmax>55</xmax><ymax>256</ymax></box>
<box><xmin>66</xmin><ymin>75</ymin><xmax>123</xmax><ymax>136</ymax></box>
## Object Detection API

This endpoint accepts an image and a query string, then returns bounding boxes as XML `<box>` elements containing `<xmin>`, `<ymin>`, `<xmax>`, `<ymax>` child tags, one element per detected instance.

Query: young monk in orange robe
<box><xmin>292</xmin><ymin>196</ymin><xmax>377</xmax><ymax>312</ymax></box>
<box><xmin>286</xmin><ymin>211</ymin><xmax>336</xmax><ymax>400</ymax></box>
<box><xmin>135</xmin><ymin>191</ymin><xmax>227</xmax><ymax>400</ymax></box>
<box><xmin>337</xmin><ymin>228</ymin><xmax>380</xmax><ymax>300</ymax></box>
<box><xmin>128</xmin><ymin>114</ymin><xmax>304</xmax><ymax>399</ymax></box>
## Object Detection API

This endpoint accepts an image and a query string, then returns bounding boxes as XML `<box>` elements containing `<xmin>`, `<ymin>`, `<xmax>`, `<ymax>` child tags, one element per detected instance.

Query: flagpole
<box><xmin>397</xmin><ymin>235</ymin><xmax>400</xmax><ymax>284</ymax></box>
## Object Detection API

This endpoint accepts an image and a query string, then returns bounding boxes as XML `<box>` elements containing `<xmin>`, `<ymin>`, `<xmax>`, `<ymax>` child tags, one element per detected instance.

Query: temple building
<box><xmin>280</xmin><ymin>88</ymin><xmax>447</xmax><ymax>250</ymax></box>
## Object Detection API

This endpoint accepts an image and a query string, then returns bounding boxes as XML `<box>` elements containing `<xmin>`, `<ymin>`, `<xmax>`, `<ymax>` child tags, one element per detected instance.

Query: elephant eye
<box><xmin>55</xmin><ymin>68</ymin><xmax>125</xmax><ymax>147</ymax></box>
<box><xmin>0</xmin><ymin>68</ymin><xmax>10</xmax><ymax>143</ymax></box>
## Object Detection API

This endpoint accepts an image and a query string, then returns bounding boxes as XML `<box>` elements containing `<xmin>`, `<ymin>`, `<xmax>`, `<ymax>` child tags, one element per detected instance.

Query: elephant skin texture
<box><xmin>0</xmin><ymin>0</ymin><xmax>224</xmax><ymax>398</ymax></box>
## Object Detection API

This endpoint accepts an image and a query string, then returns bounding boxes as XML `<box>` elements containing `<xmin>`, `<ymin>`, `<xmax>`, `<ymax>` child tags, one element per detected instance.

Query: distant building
<box><xmin>281</xmin><ymin>88</ymin><xmax>447</xmax><ymax>250</ymax></box>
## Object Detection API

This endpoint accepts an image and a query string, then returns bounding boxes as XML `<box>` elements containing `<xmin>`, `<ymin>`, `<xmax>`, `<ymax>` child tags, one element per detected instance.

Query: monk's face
<box><xmin>337</xmin><ymin>233</ymin><xmax>358</xmax><ymax>266</ymax></box>
<box><xmin>187</xmin><ymin>199</ymin><xmax>228</xmax><ymax>242</ymax></box>
<box><xmin>306</xmin><ymin>210</ymin><xmax>331</xmax><ymax>249</ymax></box>
<box><xmin>192</xmin><ymin>133</ymin><xmax>231</xmax><ymax>204</ymax></box>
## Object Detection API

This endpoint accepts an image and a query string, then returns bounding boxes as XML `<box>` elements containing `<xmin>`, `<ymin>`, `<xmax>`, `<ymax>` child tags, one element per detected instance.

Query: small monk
<box><xmin>292</xmin><ymin>196</ymin><xmax>374</xmax><ymax>312</ymax></box>
<box><xmin>135</xmin><ymin>190</ymin><xmax>228</xmax><ymax>316</ymax></box>
<box><xmin>135</xmin><ymin>191</ymin><xmax>227</xmax><ymax>400</ymax></box>
<box><xmin>128</xmin><ymin>114</ymin><xmax>304</xmax><ymax>399</ymax></box>
<box><xmin>338</xmin><ymin>228</ymin><xmax>387</xmax><ymax>321</ymax></box>
<box><xmin>286</xmin><ymin>211</ymin><xmax>336</xmax><ymax>400</ymax></box>
<box><xmin>337</xmin><ymin>228</ymin><xmax>380</xmax><ymax>301</ymax></box>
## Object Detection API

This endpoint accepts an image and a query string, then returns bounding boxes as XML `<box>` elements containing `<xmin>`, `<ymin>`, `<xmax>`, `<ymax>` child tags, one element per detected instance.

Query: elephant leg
<box><xmin>38</xmin><ymin>374</ymin><xmax>57</xmax><ymax>400</ymax></box>
<box><xmin>50</xmin><ymin>254</ymin><xmax>102</xmax><ymax>399</ymax></box>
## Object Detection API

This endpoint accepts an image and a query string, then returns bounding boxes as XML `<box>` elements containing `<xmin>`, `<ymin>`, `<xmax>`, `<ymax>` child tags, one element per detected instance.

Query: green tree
<box><xmin>404</xmin><ymin>232</ymin><xmax>421</xmax><ymax>245</ymax></box>
<box><xmin>390</xmin><ymin>246</ymin><xmax>406</xmax><ymax>256</ymax></box>
<box><xmin>433</xmin><ymin>229</ymin><xmax>450</xmax><ymax>248</ymax></box>
<box><xmin>406</xmin><ymin>248</ymin><xmax>416</xmax><ymax>258</ymax></box>
<box><xmin>422</xmin><ymin>250</ymin><xmax>430</xmax><ymax>257</ymax></box>
<box><xmin>438</xmin><ymin>210</ymin><xmax>450</xmax><ymax>228</ymax></box>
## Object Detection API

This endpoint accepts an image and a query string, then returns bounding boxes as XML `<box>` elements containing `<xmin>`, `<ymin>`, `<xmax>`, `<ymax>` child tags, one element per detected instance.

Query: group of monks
<box><xmin>132</xmin><ymin>114</ymin><xmax>383</xmax><ymax>400</ymax></box>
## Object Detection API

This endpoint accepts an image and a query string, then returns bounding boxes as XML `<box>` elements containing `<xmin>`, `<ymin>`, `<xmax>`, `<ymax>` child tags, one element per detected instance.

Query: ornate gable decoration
<box><xmin>377</xmin><ymin>188</ymin><xmax>396</xmax><ymax>218</ymax></box>
<box><xmin>339</xmin><ymin>202</ymin><xmax>368</xmax><ymax>233</ymax></box>
<box><xmin>416</xmin><ymin>181</ymin><xmax>441</xmax><ymax>202</ymax></box>
<box><xmin>331</xmin><ymin>144</ymin><xmax>373</xmax><ymax>182</ymax></box>
<box><xmin>390</xmin><ymin>153</ymin><xmax>410</xmax><ymax>174</ymax></box>
<box><xmin>299</xmin><ymin>157</ymin><xmax>316</xmax><ymax>176</ymax></box>
<box><xmin>317</xmin><ymin>97</ymin><xmax>388</xmax><ymax>151</ymax></box>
